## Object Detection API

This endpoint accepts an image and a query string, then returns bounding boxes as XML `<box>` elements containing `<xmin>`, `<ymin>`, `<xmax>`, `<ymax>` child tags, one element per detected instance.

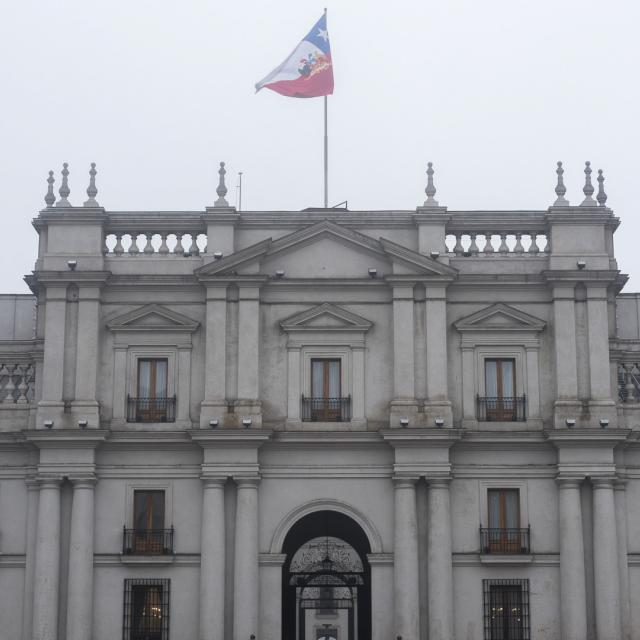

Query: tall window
<box><xmin>482</xmin><ymin>358</ymin><xmax>522</xmax><ymax>421</ymax></box>
<box><xmin>487</xmin><ymin>489</ymin><xmax>521</xmax><ymax>553</ymax></box>
<box><xmin>310</xmin><ymin>359</ymin><xmax>342</xmax><ymax>421</ymax></box>
<box><xmin>483</xmin><ymin>579</ymin><xmax>529</xmax><ymax>640</ymax></box>
<box><xmin>136</xmin><ymin>359</ymin><xmax>169</xmax><ymax>422</ymax></box>
<box><xmin>133</xmin><ymin>490</ymin><xmax>165</xmax><ymax>554</ymax></box>
<box><xmin>123</xmin><ymin>579</ymin><xmax>170</xmax><ymax>640</ymax></box>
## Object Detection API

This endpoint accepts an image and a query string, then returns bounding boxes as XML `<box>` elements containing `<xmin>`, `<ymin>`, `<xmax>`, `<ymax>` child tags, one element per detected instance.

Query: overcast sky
<box><xmin>2</xmin><ymin>0</ymin><xmax>639</xmax><ymax>292</ymax></box>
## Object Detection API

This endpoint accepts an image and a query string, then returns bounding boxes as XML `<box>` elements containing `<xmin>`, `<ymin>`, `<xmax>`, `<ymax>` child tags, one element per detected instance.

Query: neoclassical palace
<box><xmin>1</xmin><ymin>160</ymin><xmax>640</xmax><ymax>640</ymax></box>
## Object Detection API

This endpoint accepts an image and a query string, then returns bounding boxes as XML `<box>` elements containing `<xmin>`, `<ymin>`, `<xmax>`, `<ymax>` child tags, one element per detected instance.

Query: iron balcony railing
<box><xmin>127</xmin><ymin>395</ymin><xmax>176</xmax><ymax>423</ymax></box>
<box><xmin>480</xmin><ymin>526</ymin><xmax>531</xmax><ymax>554</ymax></box>
<box><xmin>476</xmin><ymin>395</ymin><xmax>526</xmax><ymax>422</ymax></box>
<box><xmin>122</xmin><ymin>527</ymin><xmax>175</xmax><ymax>555</ymax></box>
<box><xmin>301</xmin><ymin>395</ymin><xmax>351</xmax><ymax>422</ymax></box>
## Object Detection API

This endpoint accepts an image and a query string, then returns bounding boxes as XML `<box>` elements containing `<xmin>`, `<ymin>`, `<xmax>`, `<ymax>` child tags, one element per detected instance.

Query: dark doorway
<box><xmin>281</xmin><ymin>510</ymin><xmax>371</xmax><ymax>640</ymax></box>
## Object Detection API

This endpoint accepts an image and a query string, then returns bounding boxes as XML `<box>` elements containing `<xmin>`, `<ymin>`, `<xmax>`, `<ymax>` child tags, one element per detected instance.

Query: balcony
<box><xmin>301</xmin><ymin>395</ymin><xmax>351</xmax><ymax>422</ymax></box>
<box><xmin>480</xmin><ymin>527</ymin><xmax>531</xmax><ymax>555</ymax></box>
<box><xmin>127</xmin><ymin>395</ymin><xmax>176</xmax><ymax>423</ymax></box>
<box><xmin>476</xmin><ymin>395</ymin><xmax>527</xmax><ymax>422</ymax></box>
<box><xmin>122</xmin><ymin>527</ymin><xmax>174</xmax><ymax>555</ymax></box>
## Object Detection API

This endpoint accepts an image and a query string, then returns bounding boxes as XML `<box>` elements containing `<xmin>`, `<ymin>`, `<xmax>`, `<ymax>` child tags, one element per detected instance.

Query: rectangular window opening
<box><xmin>128</xmin><ymin>358</ymin><xmax>175</xmax><ymax>422</ymax></box>
<box><xmin>482</xmin><ymin>489</ymin><xmax>529</xmax><ymax>553</ymax></box>
<box><xmin>302</xmin><ymin>359</ymin><xmax>350</xmax><ymax>422</ymax></box>
<box><xmin>478</xmin><ymin>358</ymin><xmax>525</xmax><ymax>422</ymax></box>
<box><xmin>483</xmin><ymin>579</ymin><xmax>529</xmax><ymax>640</ymax></box>
<box><xmin>123</xmin><ymin>578</ymin><xmax>170</xmax><ymax>640</ymax></box>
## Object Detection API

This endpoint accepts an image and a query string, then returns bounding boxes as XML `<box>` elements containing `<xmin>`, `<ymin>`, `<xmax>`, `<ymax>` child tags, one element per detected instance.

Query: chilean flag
<box><xmin>255</xmin><ymin>13</ymin><xmax>334</xmax><ymax>98</ymax></box>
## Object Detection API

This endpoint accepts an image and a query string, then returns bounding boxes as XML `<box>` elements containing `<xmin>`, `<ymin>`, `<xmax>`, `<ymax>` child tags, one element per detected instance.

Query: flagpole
<box><xmin>323</xmin><ymin>95</ymin><xmax>328</xmax><ymax>208</ymax></box>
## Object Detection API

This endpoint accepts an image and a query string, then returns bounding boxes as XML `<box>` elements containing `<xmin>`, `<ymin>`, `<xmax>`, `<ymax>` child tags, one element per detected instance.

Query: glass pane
<box><xmin>501</xmin><ymin>360</ymin><xmax>514</xmax><ymax>397</ymax></box>
<box><xmin>312</xmin><ymin>361</ymin><xmax>324</xmax><ymax>398</ymax></box>
<box><xmin>488</xmin><ymin>490</ymin><xmax>501</xmax><ymax>529</ymax></box>
<box><xmin>504</xmin><ymin>490</ymin><xmax>520</xmax><ymax>529</ymax></box>
<box><xmin>328</xmin><ymin>361</ymin><xmax>340</xmax><ymax>397</ymax></box>
<box><xmin>138</xmin><ymin>361</ymin><xmax>151</xmax><ymax>398</ymax></box>
<box><xmin>485</xmin><ymin>361</ymin><xmax>498</xmax><ymax>397</ymax></box>
<box><xmin>154</xmin><ymin>360</ymin><xmax>168</xmax><ymax>397</ymax></box>
<box><xmin>134</xmin><ymin>491</ymin><xmax>165</xmax><ymax>529</ymax></box>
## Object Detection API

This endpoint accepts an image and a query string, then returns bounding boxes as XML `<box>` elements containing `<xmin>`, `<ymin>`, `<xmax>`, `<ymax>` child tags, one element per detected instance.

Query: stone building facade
<box><xmin>1</xmin><ymin>160</ymin><xmax>639</xmax><ymax>640</ymax></box>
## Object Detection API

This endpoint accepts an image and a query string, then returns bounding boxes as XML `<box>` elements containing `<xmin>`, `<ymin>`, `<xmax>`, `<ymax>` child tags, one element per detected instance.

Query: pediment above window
<box><xmin>106</xmin><ymin>304</ymin><xmax>200</xmax><ymax>333</ymax></box>
<box><xmin>280</xmin><ymin>303</ymin><xmax>373</xmax><ymax>334</ymax></box>
<box><xmin>454</xmin><ymin>303</ymin><xmax>546</xmax><ymax>333</ymax></box>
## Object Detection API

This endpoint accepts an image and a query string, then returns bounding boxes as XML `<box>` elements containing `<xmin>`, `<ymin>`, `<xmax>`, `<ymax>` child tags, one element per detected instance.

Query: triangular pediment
<box><xmin>196</xmin><ymin>220</ymin><xmax>457</xmax><ymax>280</ymax></box>
<box><xmin>280</xmin><ymin>303</ymin><xmax>373</xmax><ymax>333</ymax></box>
<box><xmin>454</xmin><ymin>303</ymin><xmax>546</xmax><ymax>332</ymax></box>
<box><xmin>106</xmin><ymin>304</ymin><xmax>200</xmax><ymax>333</ymax></box>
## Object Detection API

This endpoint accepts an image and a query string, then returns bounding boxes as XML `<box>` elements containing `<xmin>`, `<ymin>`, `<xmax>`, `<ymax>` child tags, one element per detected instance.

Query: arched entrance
<box><xmin>282</xmin><ymin>510</ymin><xmax>371</xmax><ymax>640</ymax></box>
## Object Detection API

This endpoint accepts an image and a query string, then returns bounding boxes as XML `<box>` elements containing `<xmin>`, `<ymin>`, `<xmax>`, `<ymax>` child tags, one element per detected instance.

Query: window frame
<box><xmin>123</xmin><ymin>578</ymin><xmax>170</xmax><ymax>640</ymax></box>
<box><xmin>482</xmin><ymin>579</ymin><xmax>530</xmax><ymax>640</ymax></box>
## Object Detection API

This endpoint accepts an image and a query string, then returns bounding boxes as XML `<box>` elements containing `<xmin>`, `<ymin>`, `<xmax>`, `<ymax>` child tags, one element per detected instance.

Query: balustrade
<box><xmin>105</xmin><ymin>232</ymin><xmax>208</xmax><ymax>256</ymax></box>
<box><xmin>0</xmin><ymin>363</ymin><xmax>35</xmax><ymax>404</ymax></box>
<box><xmin>445</xmin><ymin>232</ymin><xmax>549</xmax><ymax>256</ymax></box>
<box><xmin>619</xmin><ymin>363</ymin><xmax>640</xmax><ymax>402</ymax></box>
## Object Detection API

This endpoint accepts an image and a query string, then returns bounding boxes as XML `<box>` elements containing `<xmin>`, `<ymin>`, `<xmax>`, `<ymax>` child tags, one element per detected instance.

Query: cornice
<box><xmin>24</xmin><ymin>429</ymin><xmax>109</xmax><ymax>448</ymax></box>
<box><xmin>189</xmin><ymin>429</ymin><xmax>273</xmax><ymax>448</ymax></box>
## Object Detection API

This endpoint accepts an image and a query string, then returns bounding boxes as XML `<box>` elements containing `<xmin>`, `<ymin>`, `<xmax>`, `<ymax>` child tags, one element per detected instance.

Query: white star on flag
<box><xmin>317</xmin><ymin>28</ymin><xmax>329</xmax><ymax>41</ymax></box>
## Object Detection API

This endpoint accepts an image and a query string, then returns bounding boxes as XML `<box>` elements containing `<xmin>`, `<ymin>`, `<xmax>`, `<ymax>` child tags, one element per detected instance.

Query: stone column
<box><xmin>391</xmin><ymin>285</ymin><xmax>418</xmax><ymax>424</ymax></box>
<box><xmin>66</xmin><ymin>476</ymin><xmax>96</xmax><ymax>640</ymax></box>
<box><xmin>586</xmin><ymin>287</ymin><xmax>612</xmax><ymax>400</ymax></box>
<box><xmin>176</xmin><ymin>346</ymin><xmax>192</xmax><ymax>423</ymax></box>
<box><xmin>525</xmin><ymin>346</ymin><xmax>541</xmax><ymax>419</ymax></box>
<box><xmin>200</xmin><ymin>285</ymin><xmax>228</xmax><ymax>427</ymax></box>
<box><xmin>461</xmin><ymin>346</ymin><xmax>475</xmax><ymax>424</ymax></box>
<box><xmin>200</xmin><ymin>478</ymin><xmax>226</xmax><ymax>640</ymax></box>
<box><xmin>236</xmin><ymin>285</ymin><xmax>262</xmax><ymax>423</ymax></box>
<box><xmin>368</xmin><ymin>554</ymin><xmax>394</xmax><ymax>640</ymax></box>
<box><xmin>557</xmin><ymin>477</ymin><xmax>587</xmax><ymax>640</ymax></box>
<box><xmin>32</xmin><ymin>477</ymin><xmax>62</xmax><ymax>640</ymax></box>
<box><xmin>393</xmin><ymin>477</ymin><xmax>420</xmax><ymax>640</ymax></box>
<box><xmin>111</xmin><ymin>347</ymin><xmax>127</xmax><ymax>423</ymax></box>
<box><xmin>427</xmin><ymin>479</ymin><xmax>454</xmax><ymax>640</ymax></box>
<box><xmin>72</xmin><ymin>286</ymin><xmax>101</xmax><ymax>426</ymax></box>
<box><xmin>286</xmin><ymin>347</ymin><xmax>301</xmax><ymax>424</ymax></box>
<box><xmin>259</xmin><ymin>554</ymin><xmax>286</xmax><ymax>640</ymax></box>
<box><xmin>233</xmin><ymin>477</ymin><xmax>260</xmax><ymax>640</ymax></box>
<box><xmin>424</xmin><ymin>286</ymin><xmax>452</xmax><ymax>424</ymax></box>
<box><xmin>614</xmin><ymin>480</ymin><xmax>631</xmax><ymax>640</ymax></box>
<box><xmin>21</xmin><ymin>478</ymin><xmax>40</xmax><ymax>640</ymax></box>
<box><xmin>592</xmin><ymin>478</ymin><xmax>622</xmax><ymax>640</ymax></box>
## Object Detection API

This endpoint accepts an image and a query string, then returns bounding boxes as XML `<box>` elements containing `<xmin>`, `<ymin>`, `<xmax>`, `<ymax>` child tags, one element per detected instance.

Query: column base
<box><xmin>231</xmin><ymin>400</ymin><xmax>263</xmax><ymax>428</ymax></box>
<box><xmin>553</xmin><ymin>399</ymin><xmax>618</xmax><ymax>428</ymax></box>
<box><xmin>423</xmin><ymin>400</ymin><xmax>453</xmax><ymax>428</ymax></box>
<box><xmin>70</xmin><ymin>400</ymin><xmax>101</xmax><ymax>429</ymax></box>
<box><xmin>35</xmin><ymin>401</ymin><xmax>65</xmax><ymax>429</ymax></box>
<box><xmin>199</xmin><ymin>400</ymin><xmax>229</xmax><ymax>428</ymax></box>
<box><xmin>389</xmin><ymin>400</ymin><xmax>420</xmax><ymax>428</ymax></box>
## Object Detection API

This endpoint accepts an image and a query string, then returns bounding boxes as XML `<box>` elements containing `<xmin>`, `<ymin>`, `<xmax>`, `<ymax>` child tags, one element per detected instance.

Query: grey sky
<box><xmin>2</xmin><ymin>0</ymin><xmax>639</xmax><ymax>292</ymax></box>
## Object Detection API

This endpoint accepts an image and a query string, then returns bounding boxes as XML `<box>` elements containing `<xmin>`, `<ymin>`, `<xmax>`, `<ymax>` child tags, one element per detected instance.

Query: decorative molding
<box><xmin>105</xmin><ymin>303</ymin><xmax>199</xmax><ymax>333</ymax></box>
<box><xmin>280</xmin><ymin>302</ymin><xmax>373</xmax><ymax>334</ymax></box>
<box><xmin>454</xmin><ymin>302</ymin><xmax>546</xmax><ymax>333</ymax></box>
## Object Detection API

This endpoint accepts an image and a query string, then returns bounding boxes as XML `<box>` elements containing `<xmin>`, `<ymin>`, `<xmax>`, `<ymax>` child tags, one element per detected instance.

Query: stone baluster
<box><xmin>44</xmin><ymin>171</ymin><xmax>56</xmax><ymax>207</ymax></box>
<box><xmin>597</xmin><ymin>169</ymin><xmax>608</xmax><ymax>207</ymax></box>
<box><xmin>423</xmin><ymin>162</ymin><xmax>439</xmax><ymax>207</ymax></box>
<box><xmin>128</xmin><ymin>233</ymin><xmax>140</xmax><ymax>255</ymax></box>
<box><xmin>16</xmin><ymin>365</ymin><xmax>29</xmax><ymax>404</ymax></box>
<box><xmin>3</xmin><ymin>364</ymin><xmax>15</xmax><ymax>404</ymax></box>
<box><xmin>581</xmin><ymin>161</ymin><xmax>596</xmax><ymax>206</ymax></box>
<box><xmin>623</xmin><ymin>364</ymin><xmax>637</xmax><ymax>403</ymax></box>
<box><xmin>158</xmin><ymin>233</ymin><xmax>170</xmax><ymax>255</ymax></box>
<box><xmin>189</xmin><ymin>234</ymin><xmax>199</xmax><ymax>256</ymax></box>
<box><xmin>529</xmin><ymin>233</ymin><xmax>540</xmax><ymax>254</ymax></box>
<box><xmin>143</xmin><ymin>233</ymin><xmax>154</xmax><ymax>254</ymax></box>
<box><xmin>113</xmin><ymin>234</ymin><xmax>124</xmax><ymax>256</ymax></box>
<box><xmin>468</xmin><ymin>233</ymin><xmax>479</xmax><ymax>255</ymax></box>
<box><xmin>56</xmin><ymin>163</ymin><xmax>71</xmax><ymax>207</ymax></box>
<box><xmin>174</xmin><ymin>233</ymin><xmax>185</xmax><ymax>256</ymax></box>
<box><xmin>452</xmin><ymin>234</ymin><xmax>463</xmax><ymax>256</ymax></box>
<box><xmin>83</xmin><ymin>163</ymin><xmax>99</xmax><ymax>207</ymax></box>
<box><xmin>483</xmin><ymin>233</ymin><xmax>494</xmax><ymax>254</ymax></box>
<box><xmin>554</xmin><ymin>161</ymin><xmax>570</xmax><ymax>206</ymax></box>
<box><xmin>215</xmin><ymin>162</ymin><xmax>229</xmax><ymax>207</ymax></box>
<box><xmin>544</xmin><ymin>233</ymin><xmax>551</xmax><ymax>254</ymax></box>
<box><xmin>514</xmin><ymin>232</ymin><xmax>524</xmax><ymax>254</ymax></box>
<box><xmin>498</xmin><ymin>233</ymin><xmax>509</xmax><ymax>254</ymax></box>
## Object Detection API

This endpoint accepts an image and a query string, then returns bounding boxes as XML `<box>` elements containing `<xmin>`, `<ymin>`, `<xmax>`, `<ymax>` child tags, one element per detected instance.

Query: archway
<box><xmin>281</xmin><ymin>510</ymin><xmax>371</xmax><ymax>640</ymax></box>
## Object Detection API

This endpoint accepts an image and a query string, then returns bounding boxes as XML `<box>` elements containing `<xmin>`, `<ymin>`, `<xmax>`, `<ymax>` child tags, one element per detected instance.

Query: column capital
<box><xmin>36</xmin><ymin>475</ymin><xmax>63</xmax><ymax>489</ymax></box>
<box><xmin>614</xmin><ymin>477</ymin><xmax>628</xmax><ymax>491</ymax></box>
<box><xmin>201</xmin><ymin>476</ymin><xmax>227</xmax><ymax>489</ymax></box>
<box><xmin>235</xmin><ymin>476</ymin><xmax>261</xmax><ymax>488</ymax></box>
<box><xmin>69</xmin><ymin>475</ymin><xmax>97</xmax><ymax>488</ymax></box>
<box><xmin>426</xmin><ymin>477</ymin><xmax>451</xmax><ymax>489</ymax></box>
<box><xmin>591</xmin><ymin>476</ymin><xmax>616</xmax><ymax>490</ymax></box>
<box><xmin>392</xmin><ymin>475</ymin><xmax>418</xmax><ymax>488</ymax></box>
<box><xmin>556</xmin><ymin>475</ymin><xmax>584</xmax><ymax>488</ymax></box>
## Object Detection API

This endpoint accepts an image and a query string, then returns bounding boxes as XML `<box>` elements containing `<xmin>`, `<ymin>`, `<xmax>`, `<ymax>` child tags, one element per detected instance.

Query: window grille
<box><xmin>123</xmin><ymin>579</ymin><xmax>170</xmax><ymax>640</ymax></box>
<box><xmin>483</xmin><ymin>579</ymin><xmax>529</xmax><ymax>640</ymax></box>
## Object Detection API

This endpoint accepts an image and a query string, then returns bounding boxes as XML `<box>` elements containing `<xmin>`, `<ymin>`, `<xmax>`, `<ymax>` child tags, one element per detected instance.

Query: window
<box><xmin>128</xmin><ymin>359</ymin><xmax>175</xmax><ymax>422</ymax></box>
<box><xmin>302</xmin><ymin>359</ymin><xmax>350</xmax><ymax>421</ymax></box>
<box><xmin>483</xmin><ymin>579</ymin><xmax>529</xmax><ymax>640</ymax></box>
<box><xmin>482</xmin><ymin>489</ymin><xmax>529</xmax><ymax>553</ymax></box>
<box><xmin>123</xmin><ymin>579</ymin><xmax>170</xmax><ymax>640</ymax></box>
<box><xmin>123</xmin><ymin>491</ymin><xmax>173</xmax><ymax>554</ymax></box>
<box><xmin>478</xmin><ymin>359</ymin><xmax>526</xmax><ymax>421</ymax></box>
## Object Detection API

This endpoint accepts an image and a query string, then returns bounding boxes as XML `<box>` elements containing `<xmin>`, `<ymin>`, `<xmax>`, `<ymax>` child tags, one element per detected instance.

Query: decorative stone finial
<box><xmin>553</xmin><ymin>161</ymin><xmax>569</xmax><ymax>206</ymax></box>
<box><xmin>596</xmin><ymin>169</ymin><xmax>608</xmax><ymax>207</ymax></box>
<box><xmin>56</xmin><ymin>162</ymin><xmax>71</xmax><ymax>207</ymax></box>
<box><xmin>84</xmin><ymin>162</ymin><xmax>99</xmax><ymax>207</ymax></box>
<box><xmin>423</xmin><ymin>162</ymin><xmax>439</xmax><ymax>207</ymax></box>
<box><xmin>44</xmin><ymin>171</ymin><xmax>55</xmax><ymax>207</ymax></box>
<box><xmin>214</xmin><ymin>161</ymin><xmax>229</xmax><ymax>207</ymax></box>
<box><xmin>580</xmin><ymin>161</ymin><xmax>596</xmax><ymax>206</ymax></box>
